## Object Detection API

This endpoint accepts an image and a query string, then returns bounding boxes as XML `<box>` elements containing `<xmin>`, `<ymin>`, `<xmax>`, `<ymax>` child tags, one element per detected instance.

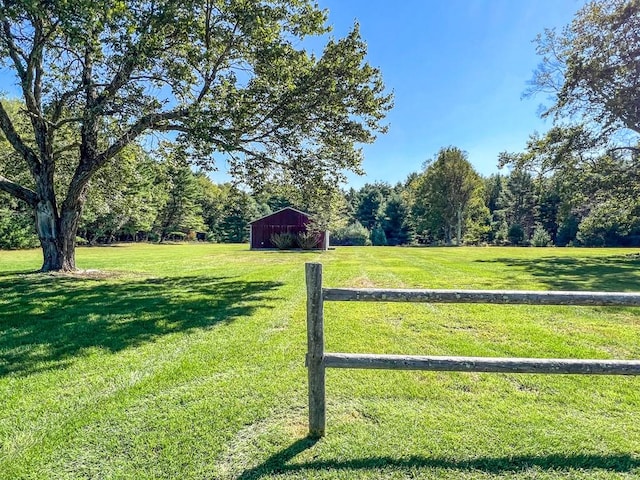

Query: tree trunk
<box><xmin>35</xmin><ymin>197</ymin><xmax>83</xmax><ymax>272</ymax></box>
<box><xmin>456</xmin><ymin>206</ymin><xmax>462</xmax><ymax>246</ymax></box>
<box><xmin>36</xmin><ymin>199</ymin><xmax>67</xmax><ymax>271</ymax></box>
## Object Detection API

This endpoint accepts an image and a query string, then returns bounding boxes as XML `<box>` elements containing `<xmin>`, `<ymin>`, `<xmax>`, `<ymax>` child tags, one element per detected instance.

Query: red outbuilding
<box><xmin>249</xmin><ymin>207</ymin><xmax>328</xmax><ymax>250</ymax></box>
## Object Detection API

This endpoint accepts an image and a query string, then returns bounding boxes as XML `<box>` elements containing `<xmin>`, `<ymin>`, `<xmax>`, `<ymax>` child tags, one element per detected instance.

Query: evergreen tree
<box><xmin>382</xmin><ymin>193</ymin><xmax>413</xmax><ymax>245</ymax></box>
<box><xmin>370</xmin><ymin>224</ymin><xmax>388</xmax><ymax>246</ymax></box>
<box><xmin>154</xmin><ymin>160</ymin><xmax>205</xmax><ymax>242</ymax></box>
<box><xmin>219</xmin><ymin>189</ymin><xmax>262</xmax><ymax>243</ymax></box>
<box><xmin>355</xmin><ymin>182</ymin><xmax>391</xmax><ymax>230</ymax></box>
<box><xmin>498</xmin><ymin>168</ymin><xmax>537</xmax><ymax>242</ymax></box>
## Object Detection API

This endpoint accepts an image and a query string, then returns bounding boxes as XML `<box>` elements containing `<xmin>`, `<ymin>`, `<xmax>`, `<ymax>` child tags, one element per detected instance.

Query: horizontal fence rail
<box><xmin>323</xmin><ymin>353</ymin><xmax>640</xmax><ymax>375</ymax></box>
<box><xmin>306</xmin><ymin>262</ymin><xmax>640</xmax><ymax>438</ymax></box>
<box><xmin>323</xmin><ymin>288</ymin><xmax>640</xmax><ymax>306</ymax></box>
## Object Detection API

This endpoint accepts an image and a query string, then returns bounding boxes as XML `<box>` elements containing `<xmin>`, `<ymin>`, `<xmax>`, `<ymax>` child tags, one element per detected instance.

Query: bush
<box><xmin>370</xmin><ymin>225</ymin><xmax>387</xmax><ymax>246</ymax></box>
<box><xmin>297</xmin><ymin>231</ymin><xmax>320</xmax><ymax>250</ymax></box>
<box><xmin>270</xmin><ymin>232</ymin><xmax>296</xmax><ymax>249</ymax></box>
<box><xmin>491</xmin><ymin>220</ymin><xmax>509</xmax><ymax>245</ymax></box>
<box><xmin>507</xmin><ymin>224</ymin><xmax>525</xmax><ymax>246</ymax></box>
<box><xmin>576</xmin><ymin>202</ymin><xmax>630</xmax><ymax>246</ymax></box>
<box><xmin>531</xmin><ymin>225</ymin><xmax>552</xmax><ymax>247</ymax></box>
<box><xmin>331</xmin><ymin>222</ymin><xmax>371</xmax><ymax>246</ymax></box>
<box><xmin>556</xmin><ymin>215</ymin><xmax>579</xmax><ymax>246</ymax></box>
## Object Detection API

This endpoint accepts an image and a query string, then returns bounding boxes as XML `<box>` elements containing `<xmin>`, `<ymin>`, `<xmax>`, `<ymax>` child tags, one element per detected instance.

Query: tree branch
<box><xmin>64</xmin><ymin>107</ymin><xmax>189</xmax><ymax>219</ymax></box>
<box><xmin>0</xmin><ymin>17</ymin><xmax>28</xmax><ymax>80</ymax></box>
<box><xmin>96</xmin><ymin>109</ymin><xmax>188</xmax><ymax>165</ymax></box>
<box><xmin>196</xmin><ymin>19</ymin><xmax>240</xmax><ymax>103</ymax></box>
<box><xmin>27</xmin><ymin>17</ymin><xmax>53</xmax><ymax>164</ymax></box>
<box><xmin>0</xmin><ymin>15</ymin><xmax>41</xmax><ymax>117</ymax></box>
<box><xmin>92</xmin><ymin>11</ymin><xmax>157</xmax><ymax>109</ymax></box>
<box><xmin>0</xmin><ymin>175</ymin><xmax>38</xmax><ymax>206</ymax></box>
<box><xmin>0</xmin><ymin>101</ymin><xmax>41</xmax><ymax>173</ymax></box>
<box><xmin>94</xmin><ymin>56</ymin><xmax>137</xmax><ymax>108</ymax></box>
<box><xmin>53</xmin><ymin>142</ymin><xmax>81</xmax><ymax>157</ymax></box>
<box><xmin>607</xmin><ymin>146</ymin><xmax>640</xmax><ymax>155</ymax></box>
<box><xmin>29</xmin><ymin>17</ymin><xmax>44</xmax><ymax>109</ymax></box>
<box><xmin>154</xmin><ymin>124</ymin><xmax>191</xmax><ymax>133</ymax></box>
<box><xmin>46</xmin><ymin>44</ymin><xmax>85</xmax><ymax>127</ymax></box>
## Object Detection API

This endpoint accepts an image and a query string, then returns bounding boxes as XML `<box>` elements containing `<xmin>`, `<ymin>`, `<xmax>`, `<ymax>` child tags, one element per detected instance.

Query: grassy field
<box><xmin>2</xmin><ymin>244</ymin><xmax>640</xmax><ymax>479</ymax></box>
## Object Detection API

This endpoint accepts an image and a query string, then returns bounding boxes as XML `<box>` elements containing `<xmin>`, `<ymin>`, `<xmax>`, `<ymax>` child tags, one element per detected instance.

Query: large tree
<box><xmin>410</xmin><ymin>147</ymin><xmax>484</xmax><ymax>245</ymax></box>
<box><xmin>524</xmin><ymin>0</ymin><xmax>640</xmax><ymax>244</ymax></box>
<box><xmin>0</xmin><ymin>0</ymin><xmax>391</xmax><ymax>271</ymax></box>
<box><xmin>529</xmin><ymin>0</ymin><xmax>640</xmax><ymax>140</ymax></box>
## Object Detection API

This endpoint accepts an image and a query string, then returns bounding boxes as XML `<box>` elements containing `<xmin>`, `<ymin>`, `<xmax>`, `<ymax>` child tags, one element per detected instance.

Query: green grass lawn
<box><xmin>2</xmin><ymin>244</ymin><xmax>640</xmax><ymax>479</ymax></box>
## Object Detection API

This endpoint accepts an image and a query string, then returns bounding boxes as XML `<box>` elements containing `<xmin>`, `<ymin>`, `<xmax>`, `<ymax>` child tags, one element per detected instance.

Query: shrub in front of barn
<box><xmin>297</xmin><ymin>231</ymin><xmax>322</xmax><ymax>250</ymax></box>
<box><xmin>271</xmin><ymin>232</ymin><xmax>297</xmax><ymax>249</ymax></box>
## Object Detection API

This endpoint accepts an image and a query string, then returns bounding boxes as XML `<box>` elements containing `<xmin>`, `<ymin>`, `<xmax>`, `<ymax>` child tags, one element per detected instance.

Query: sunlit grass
<box><xmin>1</xmin><ymin>244</ymin><xmax>640</xmax><ymax>479</ymax></box>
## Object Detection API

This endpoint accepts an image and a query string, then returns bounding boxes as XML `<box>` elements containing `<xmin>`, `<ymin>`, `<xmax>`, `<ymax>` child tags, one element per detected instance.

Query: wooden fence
<box><xmin>305</xmin><ymin>262</ymin><xmax>640</xmax><ymax>438</ymax></box>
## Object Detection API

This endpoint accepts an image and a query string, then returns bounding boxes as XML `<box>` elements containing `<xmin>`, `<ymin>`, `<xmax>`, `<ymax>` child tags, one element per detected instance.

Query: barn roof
<box><xmin>249</xmin><ymin>206</ymin><xmax>312</xmax><ymax>224</ymax></box>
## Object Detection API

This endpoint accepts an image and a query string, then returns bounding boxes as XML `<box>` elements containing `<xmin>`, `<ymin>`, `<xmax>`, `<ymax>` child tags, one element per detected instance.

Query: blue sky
<box><xmin>0</xmin><ymin>1</ymin><xmax>586</xmax><ymax>189</ymax></box>
<box><xmin>313</xmin><ymin>0</ymin><xmax>587</xmax><ymax>188</ymax></box>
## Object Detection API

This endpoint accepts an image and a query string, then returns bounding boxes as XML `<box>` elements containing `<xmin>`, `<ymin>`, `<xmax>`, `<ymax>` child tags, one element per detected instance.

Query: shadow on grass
<box><xmin>476</xmin><ymin>254</ymin><xmax>640</xmax><ymax>291</ymax></box>
<box><xmin>238</xmin><ymin>438</ymin><xmax>640</xmax><ymax>479</ymax></box>
<box><xmin>0</xmin><ymin>269</ymin><xmax>41</xmax><ymax>278</ymax></box>
<box><xmin>0</xmin><ymin>272</ymin><xmax>283</xmax><ymax>377</ymax></box>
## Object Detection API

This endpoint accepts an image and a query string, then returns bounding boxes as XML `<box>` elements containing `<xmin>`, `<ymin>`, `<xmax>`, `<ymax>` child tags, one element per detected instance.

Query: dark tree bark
<box><xmin>33</xmin><ymin>171</ymin><xmax>88</xmax><ymax>271</ymax></box>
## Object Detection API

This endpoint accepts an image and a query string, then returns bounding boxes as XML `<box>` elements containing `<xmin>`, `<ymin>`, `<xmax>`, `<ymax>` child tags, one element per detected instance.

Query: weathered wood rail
<box><xmin>305</xmin><ymin>262</ymin><xmax>640</xmax><ymax>438</ymax></box>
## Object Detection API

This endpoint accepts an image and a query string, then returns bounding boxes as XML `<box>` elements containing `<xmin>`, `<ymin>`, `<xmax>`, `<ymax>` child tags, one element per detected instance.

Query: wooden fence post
<box><xmin>306</xmin><ymin>262</ymin><xmax>325</xmax><ymax>438</ymax></box>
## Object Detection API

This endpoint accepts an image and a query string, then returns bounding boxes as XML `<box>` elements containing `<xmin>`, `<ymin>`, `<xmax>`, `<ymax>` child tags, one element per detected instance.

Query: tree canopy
<box><xmin>409</xmin><ymin>147</ymin><xmax>486</xmax><ymax>245</ymax></box>
<box><xmin>529</xmin><ymin>0</ymin><xmax>640</xmax><ymax>140</ymax></box>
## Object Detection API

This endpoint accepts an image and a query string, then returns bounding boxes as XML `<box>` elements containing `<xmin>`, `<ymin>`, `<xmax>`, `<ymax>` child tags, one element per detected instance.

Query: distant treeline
<box><xmin>2</xmin><ymin>132</ymin><xmax>639</xmax><ymax>249</ymax></box>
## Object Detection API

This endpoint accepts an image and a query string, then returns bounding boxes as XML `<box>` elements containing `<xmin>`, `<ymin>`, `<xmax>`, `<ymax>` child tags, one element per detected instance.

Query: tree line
<box><xmin>324</xmin><ymin>134</ymin><xmax>640</xmax><ymax>249</ymax></box>
<box><xmin>2</xmin><ymin>131</ymin><xmax>639</xmax><ymax>249</ymax></box>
